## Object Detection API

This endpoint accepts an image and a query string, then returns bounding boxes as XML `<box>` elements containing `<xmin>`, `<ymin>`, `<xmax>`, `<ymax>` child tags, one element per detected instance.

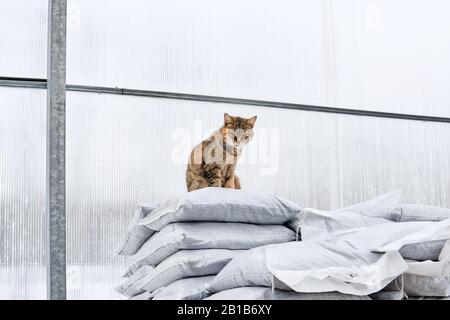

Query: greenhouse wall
<box><xmin>1</xmin><ymin>0</ymin><xmax>449</xmax><ymax>299</ymax></box>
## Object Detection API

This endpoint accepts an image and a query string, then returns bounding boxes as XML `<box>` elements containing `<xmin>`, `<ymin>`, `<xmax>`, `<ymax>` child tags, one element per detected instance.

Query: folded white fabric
<box><xmin>391</xmin><ymin>204</ymin><xmax>450</xmax><ymax>222</ymax></box>
<box><xmin>335</xmin><ymin>221</ymin><xmax>450</xmax><ymax>252</ymax></box>
<box><xmin>288</xmin><ymin>191</ymin><xmax>450</xmax><ymax>262</ymax></box>
<box><xmin>114</xmin><ymin>204</ymin><xmax>157</xmax><ymax>256</ymax></box>
<box><xmin>299</xmin><ymin>210</ymin><xmax>450</xmax><ymax>262</ymax></box>
<box><xmin>151</xmin><ymin>276</ymin><xmax>214</xmax><ymax>300</ymax></box>
<box><xmin>207</xmin><ymin>241</ymin><xmax>407</xmax><ymax>296</ymax></box>
<box><xmin>126</xmin><ymin>222</ymin><xmax>295</xmax><ymax>275</ymax></box>
<box><xmin>118</xmin><ymin>249</ymin><xmax>243</xmax><ymax>297</ymax></box>
<box><xmin>138</xmin><ymin>187</ymin><xmax>301</xmax><ymax>231</ymax></box>
<box><xmin>205</xmin><ymin>287</ymin><xmax>371</xmax><ymax>300</ymax></box>
<box><xmin>375</xmin><ymin>219</ymin><xmax>450</xmax><ymax>253</ymax></box>
<box><xmin>287</xmin><ymin>190</ymin><xmax>401</xmax><ymax>235</ymax></box>
<box><xmin>350</xmin><ymin>220</ymin><xmax>450</xmax><ymax>263</ymax></box>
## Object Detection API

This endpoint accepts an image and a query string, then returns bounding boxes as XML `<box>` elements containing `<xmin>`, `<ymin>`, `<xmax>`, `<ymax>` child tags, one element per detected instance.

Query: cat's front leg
<box><xmin>208</xmin><ymin>166</ymin><xmax>223</xmax><ymax>187</ymax></box>
<box><xmin>224</xmin><ymin>165</ymin><xmax>236</xmax><ymax>188</ymax></box>
<box><xmin>224</xmin><ymin>176</ymin><xmax>235</xmax><ymax>189</ymax></box>
<box><xmin>234</xmin><ymin>175</ymin><xmax>241</xmax><ymax>189</ymax></box>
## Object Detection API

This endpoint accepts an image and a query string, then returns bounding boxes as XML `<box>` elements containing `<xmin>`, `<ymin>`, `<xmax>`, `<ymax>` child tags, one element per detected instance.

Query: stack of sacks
<box><xmin>114</xmin><ymin>187</ymin><xmax>300</xmax><ymax>300</ymax></box>
<box><xmin>353</xmin><ymin>197</ymin><xmax>450</xmax><ymax>300</ymax></box>
<box><xmin>325</xmin><ymin>191</ymin><xmax>450</xmax><ymax>300</ymax></box>
<box><xmin>205</xmin><ymin>190</ymin><xmax>450</xmax><ymax>300</ymax></box>
<box><xmin>205</xmin><ymin>191</ymin><xmax>402</xmax><ymax>300</ymax></box>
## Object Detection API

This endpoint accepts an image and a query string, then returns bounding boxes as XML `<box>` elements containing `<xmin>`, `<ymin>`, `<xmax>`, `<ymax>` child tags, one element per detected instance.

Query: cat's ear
<box><xmin>246</xmin><ymin>116</ymin><xmax>257</xmax><ymax>127</ymax></box>
<box><xmin>224</xmin><ymin>113</ymin><xmax>233</xmax><ymax>125</ymax></box>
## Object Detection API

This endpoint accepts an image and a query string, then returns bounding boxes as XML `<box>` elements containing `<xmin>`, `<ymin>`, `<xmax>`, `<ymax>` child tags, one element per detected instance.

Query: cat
<box><xmin>186</xmin><ymin>113</ymin><xmax>257</xmax><ymax>192</ymax></box>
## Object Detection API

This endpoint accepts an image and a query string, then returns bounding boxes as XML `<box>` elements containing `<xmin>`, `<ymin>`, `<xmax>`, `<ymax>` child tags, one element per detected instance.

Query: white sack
<box><xmin>116</xmin><ymin>265</ymin><xmax>155</xmax><ymax>297</ymax></box>
<box><xmin>138</xmin><ymin>187</ymin><xmax>301</xmax><ymax>231</ymax></box>
<box><xmin>399</xmin><ymin>240</ymin><xmax>446</xmax><ymax>261</ymax></box>
<box><xmin>127</xmin><ymin>222</ymin><xmax>295</xmax><ymax>275</ymax></box>
<box><xmin>287</xmin><ymin>190</ymin><xmax>400</xmax><ymax>235</ymax></box>
<box><xmin>114</xmin><ymin>204</ymin><xmax>157</xmax><ymax>256</ymax></box>
<box><xmin>299</xmin><ymin>210</ymin><xmax>449</xmax><ymax>262</ymax></box>
<box><xmin>151</xmin><ymin>276</ymin><xmax>214</xmax><ymax>300</ymax></box>
<box><xmin>376</xmin><ymin>219</ymin><xmax>450</xmax><ymax>253</ymax></box>
<box><xmin>295</xmin><ymin>208</ymin><xmax>391</xmax><ymax>241</ymax></box>
<box><xmin>391</xmin><ymin>204</ymin><xmax>450</xmax><ymax>222</ymax></box>
<box><xmin>338</xmin><ymin>190</ymin><xmax>402</xmax><ymax>219</ymax></box>
<box><xmin>205</xmin><ymin>287</ymin><xmax>371</xmax><ymax>300</ymax></box>
<box><xmin>207</xmin><ymin>241</ymin><xmax>407</xmax><ymax>296</ymax></box>
<box><xmin>387</xmin><ymin>274</ymin><xmax>450</xmax><ymax>297</ymax></box>
<box><xmin>118</xmin><ymin>249</ymin><xmax>243</xmax><ymax>297</ymax></box>
<box><xmin>387</xmin><ymin>241</ymin><xmax>450</xmax><ymax>297</ymax></box>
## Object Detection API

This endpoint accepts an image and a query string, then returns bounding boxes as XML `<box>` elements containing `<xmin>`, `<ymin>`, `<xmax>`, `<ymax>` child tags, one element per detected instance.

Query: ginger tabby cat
<box><xmin>186</xmin><ymin>113</ymin><xmax>257</xmax><ymax>191</ymax></box>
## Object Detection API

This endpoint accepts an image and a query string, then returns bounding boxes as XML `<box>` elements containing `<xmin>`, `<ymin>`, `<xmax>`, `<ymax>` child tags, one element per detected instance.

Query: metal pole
<box><xmin>46</xmin><ymin>0</ymin><xmax>67</xmax><ymax>300</ymax></box>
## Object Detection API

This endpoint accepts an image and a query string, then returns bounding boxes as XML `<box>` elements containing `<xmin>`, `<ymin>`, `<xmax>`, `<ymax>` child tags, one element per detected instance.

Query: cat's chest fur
<box><xmin>203</xmin><ymin>149</ymin><xmax>238</xmax><ymax>174</ymax></box>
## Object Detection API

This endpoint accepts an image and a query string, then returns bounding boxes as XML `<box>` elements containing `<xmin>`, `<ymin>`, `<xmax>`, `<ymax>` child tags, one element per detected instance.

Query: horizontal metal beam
<box><xmin>0</xmin><ymin>77</ymin><xmax>47</xmax><ymax>89</ymax></box>
<box><xmin>1</xmin><ymin>77</ymin><xmax>450</xmax><ymax>124</ymax></box>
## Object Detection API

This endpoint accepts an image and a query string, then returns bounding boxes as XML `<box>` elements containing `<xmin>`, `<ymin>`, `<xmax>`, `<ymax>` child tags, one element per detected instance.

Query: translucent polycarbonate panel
<box><xmin>0</xmin><ymin>0</ymin><xmax>47</xmax><ymax>78</ymax></box>
<box><xmin>67</xmin><ymin>0</ymin><xmax>450</xmax><ymax>117</ymax></box>
<box><xmin>335</xmin><ymin>117</ymin><xmax>450</xmax><ymax>207</ymax></box>
<box><xmin>331</xmin><ymin>0</ymin><xmax>450</xmax><ymax>117</ymax></box>
<box><xmin>0</xmin><ymin>87</ymin><xmax>46</xmax><ymax>299</ymax></box>
<box><xmin>67</xmin><ymin>91</ymin><xmax>450</xmax><ymax>299</ymax></box>
<box><xmin>66</xmin><ymin>0</ymin><xmax>328</xmax><ymax>106</ymax></box>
